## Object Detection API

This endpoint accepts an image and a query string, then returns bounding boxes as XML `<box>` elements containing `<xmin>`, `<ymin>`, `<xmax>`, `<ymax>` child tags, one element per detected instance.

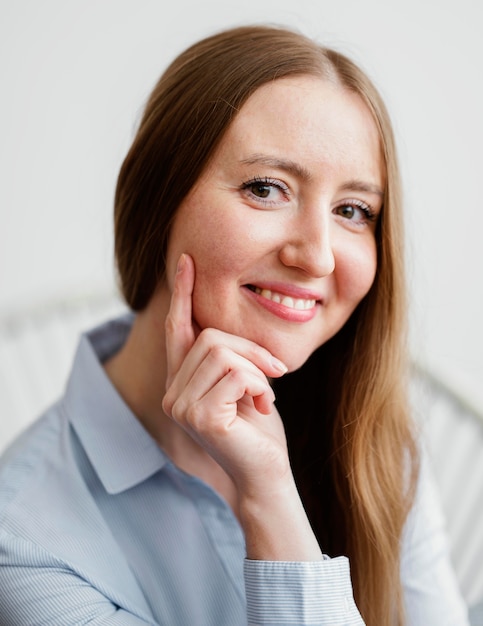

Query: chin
<box><xmin>264</xmin><ymin>339</ymin><xmax>320</xmax><ymax>375</ymax></box>
<box><xmin>282</xmin><ymin>352</ymin><xmax>316</xmax><ymax>374</ymax></box>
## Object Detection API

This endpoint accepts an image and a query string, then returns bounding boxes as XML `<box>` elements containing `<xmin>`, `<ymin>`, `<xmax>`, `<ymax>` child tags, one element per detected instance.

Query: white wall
<box><xmin>1</xmin><ymin>0</ymin><xmax>482</xmax><ymax>410</ymax></box>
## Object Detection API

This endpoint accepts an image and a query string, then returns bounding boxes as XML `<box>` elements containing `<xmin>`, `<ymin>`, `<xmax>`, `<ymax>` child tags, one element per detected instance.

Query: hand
<box><xmin>162</xmin><ymin>254</ymin><xmax>323</xmax><ymax>561</ymax></box>
<box><xmin>162</xmin><ymin>253</ymin><xmax>291</xmax><ymax>494</ymax></box>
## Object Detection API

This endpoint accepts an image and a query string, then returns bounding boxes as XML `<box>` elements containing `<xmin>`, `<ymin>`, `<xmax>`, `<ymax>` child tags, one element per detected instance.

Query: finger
<box><xmin>207</xmin><ymin>368</ymin><xmax>275</xmax><ymax>420</ymax></box>
<box><xmin>165</xmin><ymin>253</ymin><xmax>196</xmax><ymax>388</ymax></box>
<box><xmin>168</xmin><ymin>327</ymin><xmax>288</xmax><ymax>394</ymax></box>
<box><xmin>252</xmin><ymin>390</ymin><xmax>275</xmax><ymax>415</ymax></box>
<box><xmin>173</xmin><ymin>367</ymin><xmax>275</xmax><ymax>436</ymax></box>
<box><xmin>199</xmin><ymin>349</ymin><xmax>275</xmax><ymax>415</ymax></box>
<box><xmin>163</xmin><ymin>344</ymin><xmax>274</xmax><ymax>417</ymax></box>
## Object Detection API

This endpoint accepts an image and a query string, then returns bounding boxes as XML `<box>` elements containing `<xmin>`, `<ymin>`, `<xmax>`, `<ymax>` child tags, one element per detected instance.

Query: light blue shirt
<box><xmin>0</xmin><ymin>315</ymin><xmax>469</xmax><ymax>625</ymax></box>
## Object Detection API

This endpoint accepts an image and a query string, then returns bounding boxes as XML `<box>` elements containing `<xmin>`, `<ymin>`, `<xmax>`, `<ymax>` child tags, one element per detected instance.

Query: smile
<box><xmin>251</xmin><ymin>286</ymin><xmax>317</xmax><ymax>310</ymax></box>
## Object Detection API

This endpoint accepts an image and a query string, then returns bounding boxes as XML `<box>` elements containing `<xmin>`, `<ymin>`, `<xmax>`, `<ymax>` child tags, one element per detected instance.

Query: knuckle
<box><xmin>185</xmin><ymin>402</ymin><xmax>205</xmax><ymax>431</ymax></box>
<box><xmin>227</xmin><ymin>368</ymin><xmax>245</xmax><ymax>385</ymax></box>
<box><xmin>170</xmin><ymin>397</ymin><xmax>188</xmax><ymax>424</ymax></box>
<box><xmin>208</xmin><ymin>344</ymin><xmax>230</xmax><ymax>363</ymax></box>
<box><xmin>162</xmin><ymin>392</ymin><xmax>173</xmax><ymax>417</ymax></box>
<box><xmin>197</xmin><ymin>327</ymin><xmax>218</xmax><ymax>347</ymax></box>
<box><xmin>227</xmin><ymin>367</ymin><xmax>254</xmax><ymax>393</ymax></box>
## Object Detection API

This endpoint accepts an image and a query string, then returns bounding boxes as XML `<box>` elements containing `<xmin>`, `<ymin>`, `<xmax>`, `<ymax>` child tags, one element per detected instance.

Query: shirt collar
<box><xmin>64</xmin><ymin>313</ymin><xmax>168</xmax><ymax>494</ymax></box>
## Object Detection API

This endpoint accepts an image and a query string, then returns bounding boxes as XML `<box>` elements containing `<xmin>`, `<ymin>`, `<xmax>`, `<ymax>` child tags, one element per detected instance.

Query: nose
<box><xmin>278</xmin><ymin>209</ymin><xmax>336</xmax><ymax>278</ymax></box>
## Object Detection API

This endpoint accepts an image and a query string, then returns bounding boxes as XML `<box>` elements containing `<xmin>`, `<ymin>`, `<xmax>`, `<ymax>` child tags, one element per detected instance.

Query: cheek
<box><xmin>181</xmin><ymin>199</ymin><xmax>263</xmax><ymax>289</ymax></box>
<box><xmin>192</xmin><ymin>230</ymin><xmax>245</xmax><ymax>285</ymax></box>
<box><xmin>337</xmin><ymin>240</ymin><xmax>377</xmax><ymax>303</ymax></box>
<box><xmin>169</xmin><ymin>204</ymin><xmax>234</xmax><ymax>280</ymax></box>
<box><xmin>189</xmin><ymin>244</ymin><xmax>242</xmax><ymax>331</ymax></box>
<box><xmin>183</xmin><ymin>220</ymin><xmax>248</xmax><ymax>324</ymax></box>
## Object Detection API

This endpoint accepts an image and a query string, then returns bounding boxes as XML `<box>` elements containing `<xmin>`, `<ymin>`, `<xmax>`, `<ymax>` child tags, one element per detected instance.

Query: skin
<box><xmin>165</xmin><ymin>75</ymin><xmax>384</xmax><ymax>373</ymax></box>
<box><xmin>105</xmin><ymin>75</ymin><xmax>385</xmax><ymax>561</ymax></box>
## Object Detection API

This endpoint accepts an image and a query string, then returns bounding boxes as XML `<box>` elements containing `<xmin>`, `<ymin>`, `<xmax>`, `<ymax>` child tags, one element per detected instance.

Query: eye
<box><xmin>250</xmin><ymin>181</ymin><xmax>272</xmax><ymax>198</ymax></box>
<box><xmin>334</xmin><ymin>199</ymin><xmax>376</xmax><ymax>226</ymax></box>
<box><xmin>338</xmin><ymin>205</ymin><xmax>357</xmax><ymax>219</ymax></box>
<box><xmin>240</xmin><ymin>177</ymin><xmax>289</xmax><ymax>206</ymax></box>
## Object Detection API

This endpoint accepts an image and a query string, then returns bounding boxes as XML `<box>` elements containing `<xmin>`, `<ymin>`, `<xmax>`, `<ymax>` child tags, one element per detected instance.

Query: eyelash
<box><xmin>240</xmin><ymin>176</ymin><xmax>289</xmax><ymax>204</ymax></box>
<box><xmin>240</xmin><ymin>177</ymin><xmax>377</xmax><ymax>224</ymax></box>
<box><xmin>335</xmin><ymin>199</ymin><xmax>377</xmax><ymax>224</ymax></box>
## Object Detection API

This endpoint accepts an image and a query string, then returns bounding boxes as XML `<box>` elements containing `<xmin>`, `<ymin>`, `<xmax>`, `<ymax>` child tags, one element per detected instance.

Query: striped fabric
<box><xmin>244</xmin><ymin>559</ymin><xmax>362</xmax><ymax>625</ymax></box>
<box><xmin>0</xmin><ymin>315</ymin><xmax>364</xmax><ymax>625</ymax></box>
<box><xmin>0</xmin><ymin>315</ymin><xmax>469</xmax><ymax>624</ymax></box>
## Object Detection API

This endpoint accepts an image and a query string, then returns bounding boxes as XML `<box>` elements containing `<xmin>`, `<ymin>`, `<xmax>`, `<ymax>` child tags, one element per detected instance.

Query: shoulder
<box><xmin>0</xmin><ymin>403</ymin><xmax>66</xmax><ymax>522</ymax></box>
<box><xmin>0</xmin><ymin>398</ymin><xmax>99</xmax><ymax>559</ymax></box>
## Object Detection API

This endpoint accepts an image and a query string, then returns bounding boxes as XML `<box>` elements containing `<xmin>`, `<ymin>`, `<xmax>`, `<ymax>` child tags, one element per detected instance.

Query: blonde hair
<box><xmin>114</xmin><ymin>25</ymin><xmax>419</xmax><ymax>624</ymax></box>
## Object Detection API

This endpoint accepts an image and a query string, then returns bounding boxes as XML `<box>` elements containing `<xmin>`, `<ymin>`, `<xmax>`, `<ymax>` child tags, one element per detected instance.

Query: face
<box><xmin>164</xmin><ymin>76</ymin><xmax>385</xmax><ymax>372</ymax></box>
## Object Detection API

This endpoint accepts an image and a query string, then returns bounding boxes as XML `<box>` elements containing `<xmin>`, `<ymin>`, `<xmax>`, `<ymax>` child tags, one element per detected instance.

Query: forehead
<box><xmin>216</xmin><ymin>75</ymin><xmax>385</xmax><ymax>187</ymax></box>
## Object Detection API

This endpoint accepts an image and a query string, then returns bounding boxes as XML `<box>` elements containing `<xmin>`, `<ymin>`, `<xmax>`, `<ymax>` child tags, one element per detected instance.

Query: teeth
<box><xmin>254</xmin><ymin>287</ymin><xmax>316</xmax><ymax>310</ymax></box>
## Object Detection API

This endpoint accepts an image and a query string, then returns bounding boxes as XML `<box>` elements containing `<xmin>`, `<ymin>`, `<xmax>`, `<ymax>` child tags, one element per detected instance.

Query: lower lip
<box><xmin>242</xmin><ymin>286</ymin><xmax>319</xmax><ymax>323</ymax></box>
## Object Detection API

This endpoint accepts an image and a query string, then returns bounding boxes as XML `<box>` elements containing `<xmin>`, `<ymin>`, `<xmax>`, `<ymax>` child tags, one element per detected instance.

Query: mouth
<box><xmin>246</xmin><ymin>285</ymin><xmax>319</xmax><ymax>311</ymax></box>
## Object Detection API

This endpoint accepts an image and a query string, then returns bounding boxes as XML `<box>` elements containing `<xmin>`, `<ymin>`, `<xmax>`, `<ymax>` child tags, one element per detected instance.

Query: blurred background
<box><xmin>1</xmin><ymin>0</ymin><xmax>482</xmax><ymax>409</ymax></box>
<box><xmin>1</xmin><ymin>0</ymin><xmax>482</xmax><ymax>617</ymax></box>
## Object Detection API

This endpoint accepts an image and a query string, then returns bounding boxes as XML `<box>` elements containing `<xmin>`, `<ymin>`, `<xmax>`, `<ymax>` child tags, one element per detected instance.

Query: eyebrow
<box><xmin>240</xmin><ymin>154</ymin><xmax>384</xmax><ymax>197</ymax></box>
<box><xmin>240</xmin><ymin>155</ymin><xmax>313</xmax><ymax>182</ymax></box>
<box><xmin>339</xmin><ymin>180</ymin><xmax>385</xmax><ymax>198</ymax></box>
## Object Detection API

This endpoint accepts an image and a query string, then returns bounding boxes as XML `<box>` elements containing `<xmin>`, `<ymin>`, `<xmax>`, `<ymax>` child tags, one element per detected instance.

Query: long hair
<box><xmin>114</xmin><ymin>25</ymin><xmax>419</xmax><ymax>624</ymax></box>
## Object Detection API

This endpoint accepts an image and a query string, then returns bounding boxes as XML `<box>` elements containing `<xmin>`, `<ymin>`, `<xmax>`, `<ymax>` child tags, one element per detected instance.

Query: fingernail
<box><xmin>271</xmin><ymin>357</ymin><xmax>288</xmax><ymax>374</ymax></box>
<box><xmin>177</xmin><ymin>254</ymin><xmax>186</xmax><ymax>274</ymax></box>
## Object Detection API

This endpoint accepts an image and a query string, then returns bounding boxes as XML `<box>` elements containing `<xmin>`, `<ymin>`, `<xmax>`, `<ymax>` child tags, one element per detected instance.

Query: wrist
<box><xmin>238</xmin><ymin>478</ymin><xmax>323</xmax><ymax>562</ymax></box>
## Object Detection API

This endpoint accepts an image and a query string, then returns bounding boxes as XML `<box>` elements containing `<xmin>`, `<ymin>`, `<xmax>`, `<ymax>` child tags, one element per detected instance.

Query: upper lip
<box><xmin>244</xmin><ymin>281</ymin><xmax>323</xmax><ymax>302</ymax></box>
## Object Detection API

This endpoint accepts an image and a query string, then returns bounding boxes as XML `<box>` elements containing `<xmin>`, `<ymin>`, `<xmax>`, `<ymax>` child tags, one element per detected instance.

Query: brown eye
<box><xmin>334</xmin><ymin>200</ymin><xmax>374</xmax><ymax>225</ymax></box>
<box><xmin>338</xmin><ymin>204</ymin><xmax>355</xmax><ymax>219</ymax></box>
<box><xmin>251</xmin><ymin>183</ymin><xmax>271</xmax><ymax>198</ymax></box>
<box><xmin>241</xmin><ymin>177</ymin><xmax>290</xmax><ymax>206</ymax></box>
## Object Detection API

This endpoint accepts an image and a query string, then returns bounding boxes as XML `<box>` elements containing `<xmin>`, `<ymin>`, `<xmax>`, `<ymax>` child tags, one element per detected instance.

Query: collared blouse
<box><xmin>0</xmin><ymin>315</ymin><xmax>469</xmax><ymax>625</ymax></box>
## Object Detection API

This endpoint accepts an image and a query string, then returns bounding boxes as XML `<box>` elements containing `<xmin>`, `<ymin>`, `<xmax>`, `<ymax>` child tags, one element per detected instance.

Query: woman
<box><xmin>0</xmin><ymin>25</ymin><xmax>468</xmax><ymax>625</ymax></box>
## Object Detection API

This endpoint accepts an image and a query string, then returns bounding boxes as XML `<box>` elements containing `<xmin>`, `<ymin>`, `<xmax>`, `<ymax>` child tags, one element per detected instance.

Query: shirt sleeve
<box><xmin>244</xmin><ymin>556</ymin><xmax>364</xmax><ymax>625</ymax></box>
<box><xmin>0</xmin><ymin>530</ymin><xmax>155</xmax><ymax>626</ymax></box>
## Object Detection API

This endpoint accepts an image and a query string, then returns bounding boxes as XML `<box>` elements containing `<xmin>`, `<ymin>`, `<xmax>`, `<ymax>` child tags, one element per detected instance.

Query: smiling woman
<box><xmin>0</xmin><ymin>25</ymin><xmax>469</xmax><ymax>626</ymax></box>
<box><xmin>163</xmin><ymin>76</ymin><xmax>381</xmax><ymax>371</ymax></box>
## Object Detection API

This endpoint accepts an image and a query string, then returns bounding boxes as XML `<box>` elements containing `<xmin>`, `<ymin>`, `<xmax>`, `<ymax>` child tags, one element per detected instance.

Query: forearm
<box><xmin>239</xmin><ymin>476</ymin><xmax>323</xmax><ymax>562</ymax></box>
<box><xmin>239</xmin><ymin>478</ymin><xmax>365</xmax><ymax>624</ymax></box>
